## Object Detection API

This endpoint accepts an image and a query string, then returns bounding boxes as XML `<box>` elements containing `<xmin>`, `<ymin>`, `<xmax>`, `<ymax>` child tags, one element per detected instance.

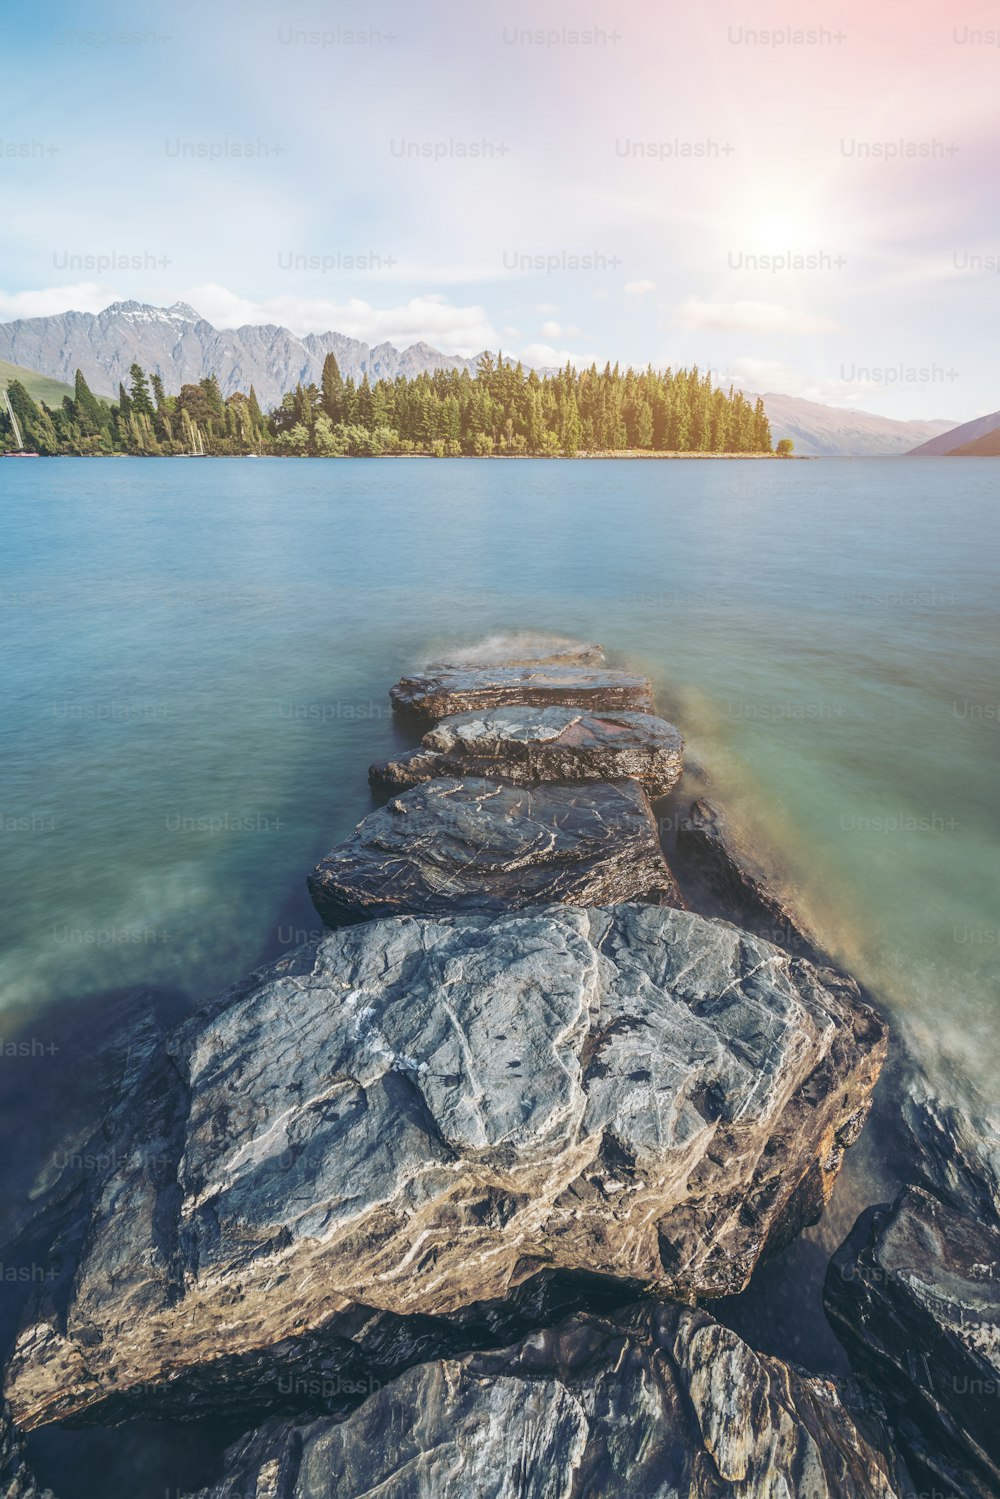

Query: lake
<box><xmin>1</xmin><ymin>454</ymin><xmax>998</xmax><ymax>1491</ymax></box>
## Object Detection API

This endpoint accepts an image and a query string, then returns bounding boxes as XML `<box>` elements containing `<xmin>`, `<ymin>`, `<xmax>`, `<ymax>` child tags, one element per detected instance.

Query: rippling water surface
<box><xmin>1</xmin><ymin>455</ymin><xmax>998</xmax><ymax>1489</ymax></box>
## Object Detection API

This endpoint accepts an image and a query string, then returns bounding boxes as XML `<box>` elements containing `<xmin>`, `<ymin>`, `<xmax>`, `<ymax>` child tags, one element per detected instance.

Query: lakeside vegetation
<box><xmin>1</xmin><ymin>354</ymin><xmax>773</xmax><ymax>456</ymax></box>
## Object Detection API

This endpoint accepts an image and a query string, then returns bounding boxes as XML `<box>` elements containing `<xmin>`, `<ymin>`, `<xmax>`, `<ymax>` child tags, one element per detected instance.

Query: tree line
<box><xmin>2</xmin><ymin>354</ymin><xmax>774</xmax><ymax>457</ymax></box>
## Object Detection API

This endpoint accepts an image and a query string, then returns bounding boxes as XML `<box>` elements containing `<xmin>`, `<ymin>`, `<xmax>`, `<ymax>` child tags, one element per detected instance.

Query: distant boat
<box><xmin>2</xmin><ymin>385</ymin><xmax>38</xmax><ymax>455</ymax></box>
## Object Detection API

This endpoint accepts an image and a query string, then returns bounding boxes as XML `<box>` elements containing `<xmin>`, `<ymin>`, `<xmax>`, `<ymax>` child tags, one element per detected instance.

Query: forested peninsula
<box><xmin>2</xmin><ymin>353</ymin><xmax>778</xmax><ymax>457</ymax></box>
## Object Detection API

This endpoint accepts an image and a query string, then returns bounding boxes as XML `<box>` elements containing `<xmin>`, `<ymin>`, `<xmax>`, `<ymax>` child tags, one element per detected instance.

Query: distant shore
<box><xmin>19</xmin><ymin>449</ymin><xmax>798</xmax><ymax>461</ymax></box>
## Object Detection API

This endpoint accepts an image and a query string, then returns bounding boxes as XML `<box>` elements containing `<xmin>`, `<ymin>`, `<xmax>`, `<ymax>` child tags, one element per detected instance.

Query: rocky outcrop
<box><xmin>825</xmin><ymin>1185</ymin><xmax>1000</xmax><ymax>1499</ymax></box>
<box><xmin>0</xmin><ymin>1404</ymin><xmax>53</xmax><ymax>1498</ymax></box>
<box><xmin>187</xmin><ymin>1302</ymin><xmax>911</xmax><ymax>1499</ymax></box>
<box><xmin>369</xmin><ymin>706</ymin><xmax>684</xmax><ymax>797</ymax></box>
<box><xmin>389</xmin><ymin>661</ymin><xmax>655</xmax><ymax>724</ymax></box>
<box><xmin>5</xmin><ymin>903</ymin><xmax>885</xmax><ymax>1432</ymax></box>
<box><xmin>424</xmin><ymin>636</ymin><xmax>607</xmax><ymax>669</ymax></box>
<box><xmin>308</xmin><ymin>777</ymin><xmax>681</xmax><ymax>923</ymax></box>
<box><xmin>675</xmin><ymin>798</ymin><xmax>825</xmax><ymax>961</ymax></box>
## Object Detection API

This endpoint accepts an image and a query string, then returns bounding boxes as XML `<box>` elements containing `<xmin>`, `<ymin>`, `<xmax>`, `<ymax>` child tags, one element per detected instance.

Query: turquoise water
<box><xmin>1</xmin><ymin>455</ymin><xmax>998</xmax><ymax>1103</ymax></box>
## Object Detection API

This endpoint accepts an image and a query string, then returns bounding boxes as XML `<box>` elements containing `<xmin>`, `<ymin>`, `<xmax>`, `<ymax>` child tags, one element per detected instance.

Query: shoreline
<box><xmin>6</xmin><ymin>449</ymin><xmax>801</xmax><ymax>461</ymax></box>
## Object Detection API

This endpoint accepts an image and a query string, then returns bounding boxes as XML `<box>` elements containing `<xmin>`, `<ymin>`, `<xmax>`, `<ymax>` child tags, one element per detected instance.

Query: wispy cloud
<box><xmin>674</xmin><ymin>298</ymin><xmax>840</xmax><ymax>335</ymax></box>
<box><xmin>180</xmin><ymin>284</ymin><xmax>499</xmax><ymax>353</ymax></box>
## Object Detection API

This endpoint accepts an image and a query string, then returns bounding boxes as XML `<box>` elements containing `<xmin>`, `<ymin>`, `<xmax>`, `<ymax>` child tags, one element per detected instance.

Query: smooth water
<box><xmin>2</xmin><ymin>458</ymin><xmax>997</xmax><ymax>1099</ymax></box>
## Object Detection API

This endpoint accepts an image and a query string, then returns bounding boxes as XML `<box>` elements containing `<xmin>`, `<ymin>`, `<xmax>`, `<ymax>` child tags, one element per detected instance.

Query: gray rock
<box><xmin>0</xmin><ymin>1404</ymin><xmax>53</xmax><ymax>1498</ymax></box>
<box><xmin>675</xmin><ymin>798</ymin><xmax>826</xmax><ymax>962</ymax></box>
<box><xmin>389</xmin><ymin>663</ymin><xmax>655</xmax><ymax>724</ymax></box>
<box><xmin>898</xmin><ymin>1061</ymin><xmax>1000</xmax><ymax>1228</ymax></box>
<box><xmin>308</xmin><ymin>778</ymin><xmax>682</xmax><ymax>923</ymax></box>
<box><xmin>825</xmin><ymin>1185</ymin><xmax>1000</xmax><ymax>1499</ymax></box>
<box><xmin>187</xmin><ymin>1302</ymin><xmax>911</xmax><ymax>1499</ymax></box>
<box><xmin>5</xmin><ymin>904</ymin><xmax>885</xmax><ymax>1431</ymax></box>
<box><xmin>369</xmin><ymin>706</ymin><xmax>684</xmax><ymax>798</ymax></box>
<box><xmin>425</xmin><ymin>636</ymin><xmax>606</xmax><ymax>669</ymax></box>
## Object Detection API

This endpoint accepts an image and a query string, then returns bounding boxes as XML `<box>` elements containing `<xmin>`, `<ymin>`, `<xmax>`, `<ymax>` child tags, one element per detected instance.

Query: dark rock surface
<box><xmin>0</xmin><ymin>1404</ymin><xmax>53</xmax><ymax>1498</ymax></box>
<box><xmin>5</xmin><ymin>903</ymin><xmax>885</xmax><ymax>1432</ymax></box>
<box><xmin>308</xmin><ymin>777</ymin><xmax>682</xmax><ymax>923</ymax></box>
<box><xmin>369</xmin><ymin>706</ymin><xmax>684</xmax><ymax>797</ymax></box>
<box><xmin>675</xmin><ymin>798</ymin><xmax>826</xmax><ymax>961</ymax></box>
<box><xmin>186</xmin><ymin>1302</ymin><xmax>912</xmax><ymax>1499</ymax></box>
<box><xmin>389</xmin><ymin>662</ymin><xmax>655</xmax><ymax>724</ymax></box>
<box><xmin>825</xmin><ymin>1185</ymin><xmax>1000</xmax><ymax>1499</ymax></box>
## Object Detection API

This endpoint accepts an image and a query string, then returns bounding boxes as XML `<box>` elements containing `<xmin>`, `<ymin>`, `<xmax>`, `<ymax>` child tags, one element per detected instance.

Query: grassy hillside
<box><xmin>0</xmin><ymin>357</ymin><xmax>76</xmax><ymax>408</ymax></box>
<box><xmin>947</xmin><ymin>428</ymin><xmax>1000</xmax><ymax>456</ymax></box>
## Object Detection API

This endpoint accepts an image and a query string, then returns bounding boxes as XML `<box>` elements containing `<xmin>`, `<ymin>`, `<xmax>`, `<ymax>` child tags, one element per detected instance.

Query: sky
<box><xmin>1</xmin><ymin>0</ymin><xmax>997</xmax><ymax>419</ymax></box>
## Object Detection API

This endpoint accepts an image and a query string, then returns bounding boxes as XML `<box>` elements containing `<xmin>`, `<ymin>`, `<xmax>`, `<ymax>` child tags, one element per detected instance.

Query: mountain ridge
<box><xmin>0</xmin><ymin>301</ymin><xmax>963</xmax><ymax>454</ymax></box>
<box><xmin>906</xmin><ymin>407</ymin><xmax>1000</xmax><ymax>456</ymax></box>
<box><xmin>0</xmin><ymin>301</ymin><xmax>482</xmax><ymax>411</ymax></box>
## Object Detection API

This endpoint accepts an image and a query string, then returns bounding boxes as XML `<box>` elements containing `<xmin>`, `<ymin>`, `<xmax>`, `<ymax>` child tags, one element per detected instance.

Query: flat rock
<box><xmin>675</xmin><ymin>798</ymin><xmax>826</xmax><ymax>961</ymax></box>
<box><xmin>826</xmin><ymin>1186</ymin><xmax>1000</xmax><ymax>1499</ymax></box>
<box><xmin>187</xmin><ymin>1302</ymin><xmax>910</xmax><ymax>1499</ymax></box>
<box><xmin>389</xmin><ymin>663</ymin><xmax>655</xmax><ymax>724</ymax></box>
<box><xmin>425</xmin><ymin>635</ymin><xmax>606</xmax><ymax>669</ymax></box>
<box><xmin>5</xmin><ymin>903</ymin><xmax>885</xmax><ymax>1431</ymax></box>
<box><xmin>308</xmin><ymin>777</ymin><xmax>682</xmax><ymax>923</ymax></box>
<box><xmin>369</xmin><ymin>706</ymin><xmax>684</xmax><ymax>798</ymax></box>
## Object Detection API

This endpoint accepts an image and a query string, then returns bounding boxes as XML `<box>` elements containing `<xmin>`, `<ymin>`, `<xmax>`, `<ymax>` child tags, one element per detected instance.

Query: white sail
<box><xmin>3</xmin><ymin>385</ymin><xmax>26</xmax><ymax>451</ymax></box>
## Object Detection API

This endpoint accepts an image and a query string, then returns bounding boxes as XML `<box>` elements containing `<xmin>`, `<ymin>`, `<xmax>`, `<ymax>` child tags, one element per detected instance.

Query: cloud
<box><xmin>518</xmin><ymin>342</ymin><xmax>600</xmax><ymax>370</ymax></box>
<box><xmin>180</xmin><ymin>284</ymin><xmax>499</xmax><ymax>353</ymax></box>
<box><xmin>722</xmin><ymin>357</ymin><xmax>875</xmax><ymax>406</ymax></box>
<box><xmin>540</xmin><ymin>319</ymin><xmax>581</xmax><ymax>339</ymax></box>
<box><xmin>535</xmin><ymin>302</ymin><xmax>559</xmax><ymax>315</ymax></box>
<box><xmin>0</xmin><ymin>283</ymin><xmax>120</xmax><ymax>320</ymax></box>
<box><xmin>673</xmin><ymin>297</ymin><xmax>840</xmax><ymax>335</ymax></box>
<box><xmin>625</xmin><ymin>280</ymin><xmax>657</xmax><ymax>297</ymax></box>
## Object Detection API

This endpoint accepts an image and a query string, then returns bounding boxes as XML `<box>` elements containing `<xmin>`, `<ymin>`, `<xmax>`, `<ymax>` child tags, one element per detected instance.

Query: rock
<box><xmin>826</xmin><ymin>1186</ymin><xmax>1000</xmax><ymax>1497</ymax></box>
<box><xmin>0</xmin><ymin>1404</ymin><xmax>54</xmax><ymax>1498</ymax></box>
<box><xmin>898</xmin><ymin>1061</ymin><xmax>1000</xmax><ymax>1227</ymax></box>
<box><xmin>425</xmin><ymin>635</ymin><xmax>606</xmax><ymax>669</ymax></box>
<box><xmin>675</xmin><ymin>798</ymin><xmax>826</xmax><ymax>961</ymax></box>
<box><xmin>389</xmin><ymin>663</ymin><xmax>655</xmax><ymax>724</ymax></box>
<box><xmin>369</xmin><ymin>707</ymin><xmax>684</xmax><ymax>798</ymax></box>
<box><xmin>5</xmin><ymin>903</ymin><xmax>886</xmax><ymax>1431</ymax></box>
<box><xmin>186</xmin><ymin>1302</ymin><xmax>911</xmax><ymax>1499</ymax></box>
<box><xmin>308</xmin><ymin>777</ymin><xmax>683</xmax><ymax>923</ymax></box>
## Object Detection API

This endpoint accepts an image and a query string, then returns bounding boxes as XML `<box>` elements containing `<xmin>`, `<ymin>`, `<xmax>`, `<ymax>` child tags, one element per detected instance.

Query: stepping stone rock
<box><xmin>185</xmin><ymin>1303</ymin><xmax>910</xmax><ymax>1499</ymax></box>
<box><xmin>389</xmin><ymin>662</ymin><xmax>655</xmax><ymax>724</ymax></box>
<box><xmin>369</xmin><ymin>707</ymin><xmax>684</xmax><ymax>798</ymax></box>
<box><xmin>426</xmin><ymin>635</ymin><xmax>606</xmax><ymax>669</ymax></box>
<box><xmin>308</xmin><ymin>777</ymin><xmax>682</xmax><ymax>923</ymax></box>
<box><xmin>5</xmin><ymin>903</ymin><xmax>886</xmax><ymax>1431</ymax></box>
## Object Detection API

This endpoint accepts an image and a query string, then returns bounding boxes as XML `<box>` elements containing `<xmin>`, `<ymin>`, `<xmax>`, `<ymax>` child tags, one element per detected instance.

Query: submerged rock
<box><xmin>369</xmin><ymin>706</ymin><xmax>684</xmax><ymax>798</ymax></box>
<box><xmin>389</xmin><ymin>662</ymin><xmax>655</xmax><ymax>724</ymax></box>
<box><xmin>308</xmin><ymin>777</ymin><xmax>682</xmax><ymax>923</ymax></box>
<box><xmin>424</xmin><ymin>635</ymin><xmax>606</xmax><ymax>669</ymax></box>
<box><xmin>675</xmin><ymin>798</ymin><xmax>825</xmax><ymax>961</ymax></box>
<box><xmin>6</xmin><ymin>903</ymin><xmax>885</xmax><ymax>1431</ymax></box>
<box><xmin>826</xmin><ymin>1179</ymin><xmax>1000</xmax><ymax>1497</ymax></box>
<box><xmin>186</xmin><ymin>1302</ymin><xmax>911</xmax><ymax>1499</ymax></box>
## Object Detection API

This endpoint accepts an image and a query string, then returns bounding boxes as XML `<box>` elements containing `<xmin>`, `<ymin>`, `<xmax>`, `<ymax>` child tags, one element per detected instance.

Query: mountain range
<box><xmin>0</xmin><ymin>301</ymin><xmax>481</xmax><ymax>412</ymax></box>
<box><xmin>0</xmin><ymin>300</ymin><xmax>986</xmax><ymax>456</ymax></box>
<box><xmin>905</xmin><ymin>407</ymin><xmax>1000</xmax><ymax>456</ymax></box>
<box><xmin>744</xmin><ymin>391</ymin><xmax>955</xmax><ymax>459</ymax></box>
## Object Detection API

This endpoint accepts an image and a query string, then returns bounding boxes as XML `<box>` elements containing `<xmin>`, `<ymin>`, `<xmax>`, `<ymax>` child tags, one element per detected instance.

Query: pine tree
<box><xmin>320</xmin><ymin>353</ymin><xmax>344</xmax><ymax>423</ymax></box>
<box><xmin>73</xmin><ymin>370</ymin><xmax>109</xmax><ymax>435</ymax></box>
<box><xmin>129</xmin><ymin>364</ymin><xmax>154</xmax><ymax>418</ymax></box>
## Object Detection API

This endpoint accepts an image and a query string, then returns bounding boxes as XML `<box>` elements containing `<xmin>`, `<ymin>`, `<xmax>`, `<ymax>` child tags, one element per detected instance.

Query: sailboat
<box><xmin>1</xmin><ymin>385</ymin><xmax>39</xmax><ymax>455</ymax></box>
